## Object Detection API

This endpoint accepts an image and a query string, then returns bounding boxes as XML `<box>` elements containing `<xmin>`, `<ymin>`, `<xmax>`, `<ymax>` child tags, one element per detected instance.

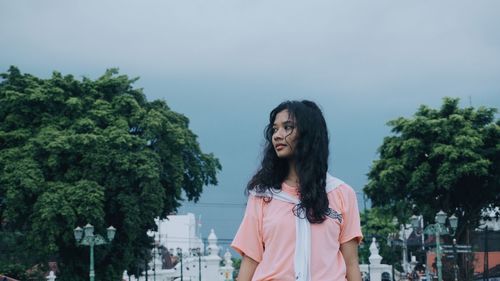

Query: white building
<box><xmin>125</xmin><ymin>213</ymin><xmax>234</xmax><ymax>281</ymax></box>
<box><xmin>152</xmin><ymin>213</ymin><xmax>204</xmax><ymax>255</ymax></box>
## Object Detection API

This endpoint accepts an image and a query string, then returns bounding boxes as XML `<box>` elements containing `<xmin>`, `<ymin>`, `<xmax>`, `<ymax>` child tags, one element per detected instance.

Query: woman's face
<box><xmin>272</xmin><ymin>109</ymin><xmax>298</xmax><ymax>159</ymax></box>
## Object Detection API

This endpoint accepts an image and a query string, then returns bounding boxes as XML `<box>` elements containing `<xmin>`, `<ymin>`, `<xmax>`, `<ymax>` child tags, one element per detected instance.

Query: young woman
<box><xmin>231</xmin><ymin>100</ymin><xmax>363</xmax><ymax>281</ymax></box>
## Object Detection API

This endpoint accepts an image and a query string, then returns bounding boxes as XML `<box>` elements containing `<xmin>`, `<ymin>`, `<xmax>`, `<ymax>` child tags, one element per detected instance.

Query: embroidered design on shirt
<box><xmin>326</xmin><ymin>208</ymin><xmax>342</xmax><ymax>223</ymax></box>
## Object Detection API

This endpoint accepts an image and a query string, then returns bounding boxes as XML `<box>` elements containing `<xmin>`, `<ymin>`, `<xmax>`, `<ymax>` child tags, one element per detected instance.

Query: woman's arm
<box><xmin>237</xmin><ymin>254</ymin><xmax>259</xmax><ymax>281</ymax></box>
<box><xmin>340</xmin><ymin>238</ymin><xmax>362</xmax><ymax>281</ymax></box>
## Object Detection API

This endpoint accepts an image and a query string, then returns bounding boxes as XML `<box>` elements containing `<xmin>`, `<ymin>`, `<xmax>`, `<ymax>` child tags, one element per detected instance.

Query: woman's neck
<box><xmin>285</xmin><ymin>160</ymin><xmax>299</xmax><ymax>187</ymax></box>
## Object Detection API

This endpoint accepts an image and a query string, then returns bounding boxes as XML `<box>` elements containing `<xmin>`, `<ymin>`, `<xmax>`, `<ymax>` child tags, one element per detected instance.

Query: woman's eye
<box><xmin>285</xmin><ymin>125</ymin><xmax>294</xmax><ymax>131</ymax></box>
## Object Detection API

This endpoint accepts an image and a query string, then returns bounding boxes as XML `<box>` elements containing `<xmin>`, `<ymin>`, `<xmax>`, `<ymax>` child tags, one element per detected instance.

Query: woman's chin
<box><xmin>276</xmin><ymin>152</ymin><xmax>292</xmax><ymax>159</ymax></box>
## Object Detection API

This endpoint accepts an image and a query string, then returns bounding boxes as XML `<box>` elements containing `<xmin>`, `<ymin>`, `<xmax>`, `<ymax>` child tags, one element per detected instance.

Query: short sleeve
<box><xmin>339</xmin><ymin>185</ymin><xmax>363</xmax><ymax>244</ymax></box>
<box><xmin>231</xmin><ymin>195</ymin><xmax>265</xmax><ymax>262</ymax></box>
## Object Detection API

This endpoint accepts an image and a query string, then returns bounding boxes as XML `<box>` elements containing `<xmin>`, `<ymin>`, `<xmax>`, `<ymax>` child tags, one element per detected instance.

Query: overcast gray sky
<box><xmin>1</xmin><ymin>0</ymin><xmax>499</xmax><ymax>251</ymax></box>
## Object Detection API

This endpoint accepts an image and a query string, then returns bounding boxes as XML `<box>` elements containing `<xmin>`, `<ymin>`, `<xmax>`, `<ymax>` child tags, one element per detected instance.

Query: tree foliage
<box><xmin>359</xmin><ymin>207</ymin><xmax>400</xmax><ymax>268</ymax></box>
<box><xmin>0</xmin><ymin>66</ymin><xmax>221</xmax><ymax>280</ymax></box>
<box><xmin>364</xmin><ymin>97</ymin><xmax>499</xmax><ymax>241</ymax></box>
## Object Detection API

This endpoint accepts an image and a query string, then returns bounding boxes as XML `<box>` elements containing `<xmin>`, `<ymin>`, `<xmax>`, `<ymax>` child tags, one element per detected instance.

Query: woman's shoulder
<box><xmin>248</xmin><ymin>186</ymin><xmax>279</xmax><ymax>198</ymax></box>
<box><xmin>326</xmin><ymin>174</ymin><xmax>355</xmax><ymax>194</ymax></box>
<box><xmin>326</xmin><ymin>174</ymin><xmax>358</xmax><ymax>210</ymax></box>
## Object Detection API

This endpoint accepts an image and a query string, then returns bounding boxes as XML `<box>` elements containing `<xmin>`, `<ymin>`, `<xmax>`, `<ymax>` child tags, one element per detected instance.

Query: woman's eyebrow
<box><xmin>273</xmin><ymin>120</ymin><xmax>294</xmax><ymax>126</ymax></box>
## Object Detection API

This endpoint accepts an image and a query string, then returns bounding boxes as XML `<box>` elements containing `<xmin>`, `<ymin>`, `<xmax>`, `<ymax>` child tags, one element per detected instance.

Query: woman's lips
<box><xmin>275</xmin><ymin>144</ymin><xmax>286</xmax><ymax>150</ymax></box>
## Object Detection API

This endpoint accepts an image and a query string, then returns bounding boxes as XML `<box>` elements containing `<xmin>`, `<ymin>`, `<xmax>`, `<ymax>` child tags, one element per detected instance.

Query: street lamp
<box><xmin>74</xmin><ymin>223</ymin><xmax>116</xmax><ymax>281</ymax></box>
<box><xmin>176</xmin><ymin>248</ymin><xmax>184</xmax><ymax>281</ymax></box>
<box><xmin>152</xmin><ymin>240</ymin><xmax>161</xmax><ymax>281</ymax></box>
<box><xmin>411</xmin><ymin>210</ymin><xmax>458</xmax><ymax>281</ymax></box>
<box><xmin>410</xmin><ymin>214</ymin><xmax>426</xmax><ymax>251</ymax></box>
<box><xmin>388</xmin><ymin>217</ymin><xmax>411</xmax><ymax>274</ymax></box>
<box><xmin>190</xmin><ymin>247</ymin><xmax>202</xmax><ymax>281</ymax></box>
<box><xmin>410</xmin><ymin>214</ymin><xmax>429</xmax><ymax>280</ymax></box>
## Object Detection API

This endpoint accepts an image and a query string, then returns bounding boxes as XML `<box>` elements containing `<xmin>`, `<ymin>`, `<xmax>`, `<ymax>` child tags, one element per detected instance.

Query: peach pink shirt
<box><xmin>231</xmin><ymin>182</ymin><xmax>363</xmax><ymax>281</ymax></box>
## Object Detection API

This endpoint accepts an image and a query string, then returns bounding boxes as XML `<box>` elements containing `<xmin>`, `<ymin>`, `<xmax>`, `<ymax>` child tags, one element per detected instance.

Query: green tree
<box><xmin>232</xmin><ymin>258</ymin><xmax>241</xmax><ymax>280</ymax></box>
<box><xmin>364</xmin><ymin>97</ymin><xmax>499</xmax><ymax>277</ymax></box>
<box><xmin>359</xmin><ymin>207</ymin><xmax>400</xmax><ymax>269</ymax></box>
<box><xmin>0</xmin><ymin>66</ymin><xmax>221</xmax><ymax>280</ymax></box>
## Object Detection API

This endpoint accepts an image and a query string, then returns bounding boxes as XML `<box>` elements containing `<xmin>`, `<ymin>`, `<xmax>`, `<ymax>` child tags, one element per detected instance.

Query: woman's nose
<box><xmin>273</xmin><ymin>128</ymin><xmax>284</xmax><ymax>140</ymax></box>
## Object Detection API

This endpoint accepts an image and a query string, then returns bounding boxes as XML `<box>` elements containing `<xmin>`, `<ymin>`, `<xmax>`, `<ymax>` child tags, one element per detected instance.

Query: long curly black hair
<box><xmin>247</xmin><ymin>100</ymin><xmax>330</xmax><ymax>224</ymax></box>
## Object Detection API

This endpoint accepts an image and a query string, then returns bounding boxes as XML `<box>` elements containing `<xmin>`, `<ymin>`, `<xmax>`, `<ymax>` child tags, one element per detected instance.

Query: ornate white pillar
<box><xmin>369</xmin><ymin>237</ymin><xmax>383</xmax><ymax>281</ymax></box>
<box><xmin>204</xmin><ymin>229</ymin><xmax>222</xmax><ymax>280</ymax></box>
<box><xmin>220</xmin><ymin>249</ymin><xmax>234</xmax><ymax>281</ymax></box>
<box><xmin>46</xmin><ymin>271</ymin><xmax>56</xmax><ymax>281</ymax></box>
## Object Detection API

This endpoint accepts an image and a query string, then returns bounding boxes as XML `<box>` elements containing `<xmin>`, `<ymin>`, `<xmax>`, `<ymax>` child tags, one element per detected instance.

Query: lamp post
<box><xmin>409</xmin><ymin>214</ymin><xmax>426</xmax><ymax>251</ymax></box>
<box><xmin>410</xmin><ymin>215</ymin><xmax>428</xmax><ymax>280</ymax></box>
<box><xmin>411</xmin><ymin>210</ymin><xmax>458</xmax><ymax>281</ymax></box>
<box><xmin>400</xmin><ymin>223</ymin><xmax>410</xmax><ymax>274</ymax></box>
<box><xmin>153</xmin><ymin>244</ymin><xmax>156</xmax><ymax>281</ymax></box>
<box><xmin>452</xmin><ymin>238</ymin><xmax>459</xmax><ymax>281</ymax></box>
<box><xmin>152</xmin><ymin>240</ymin><xmax>161</xmax><ymax>281</ymax></box>
<box><xmin>190</xmin><ymin>247</ymin><xmax>202</xmax><ymax>281</ymax></box>
<box><xmin>388</xmin><ymin>218</ymin><xmax>411</xmax><ymax>275</ymax></box>
<box><xmin>74</xmin><ymin>223</ymin><xmax>116</xmax><ymax>281</ymax></box>
<box><xmin>176</xmin><ymin>248</ymin><xmax>184</xmax><ymax>281</ymax></box>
